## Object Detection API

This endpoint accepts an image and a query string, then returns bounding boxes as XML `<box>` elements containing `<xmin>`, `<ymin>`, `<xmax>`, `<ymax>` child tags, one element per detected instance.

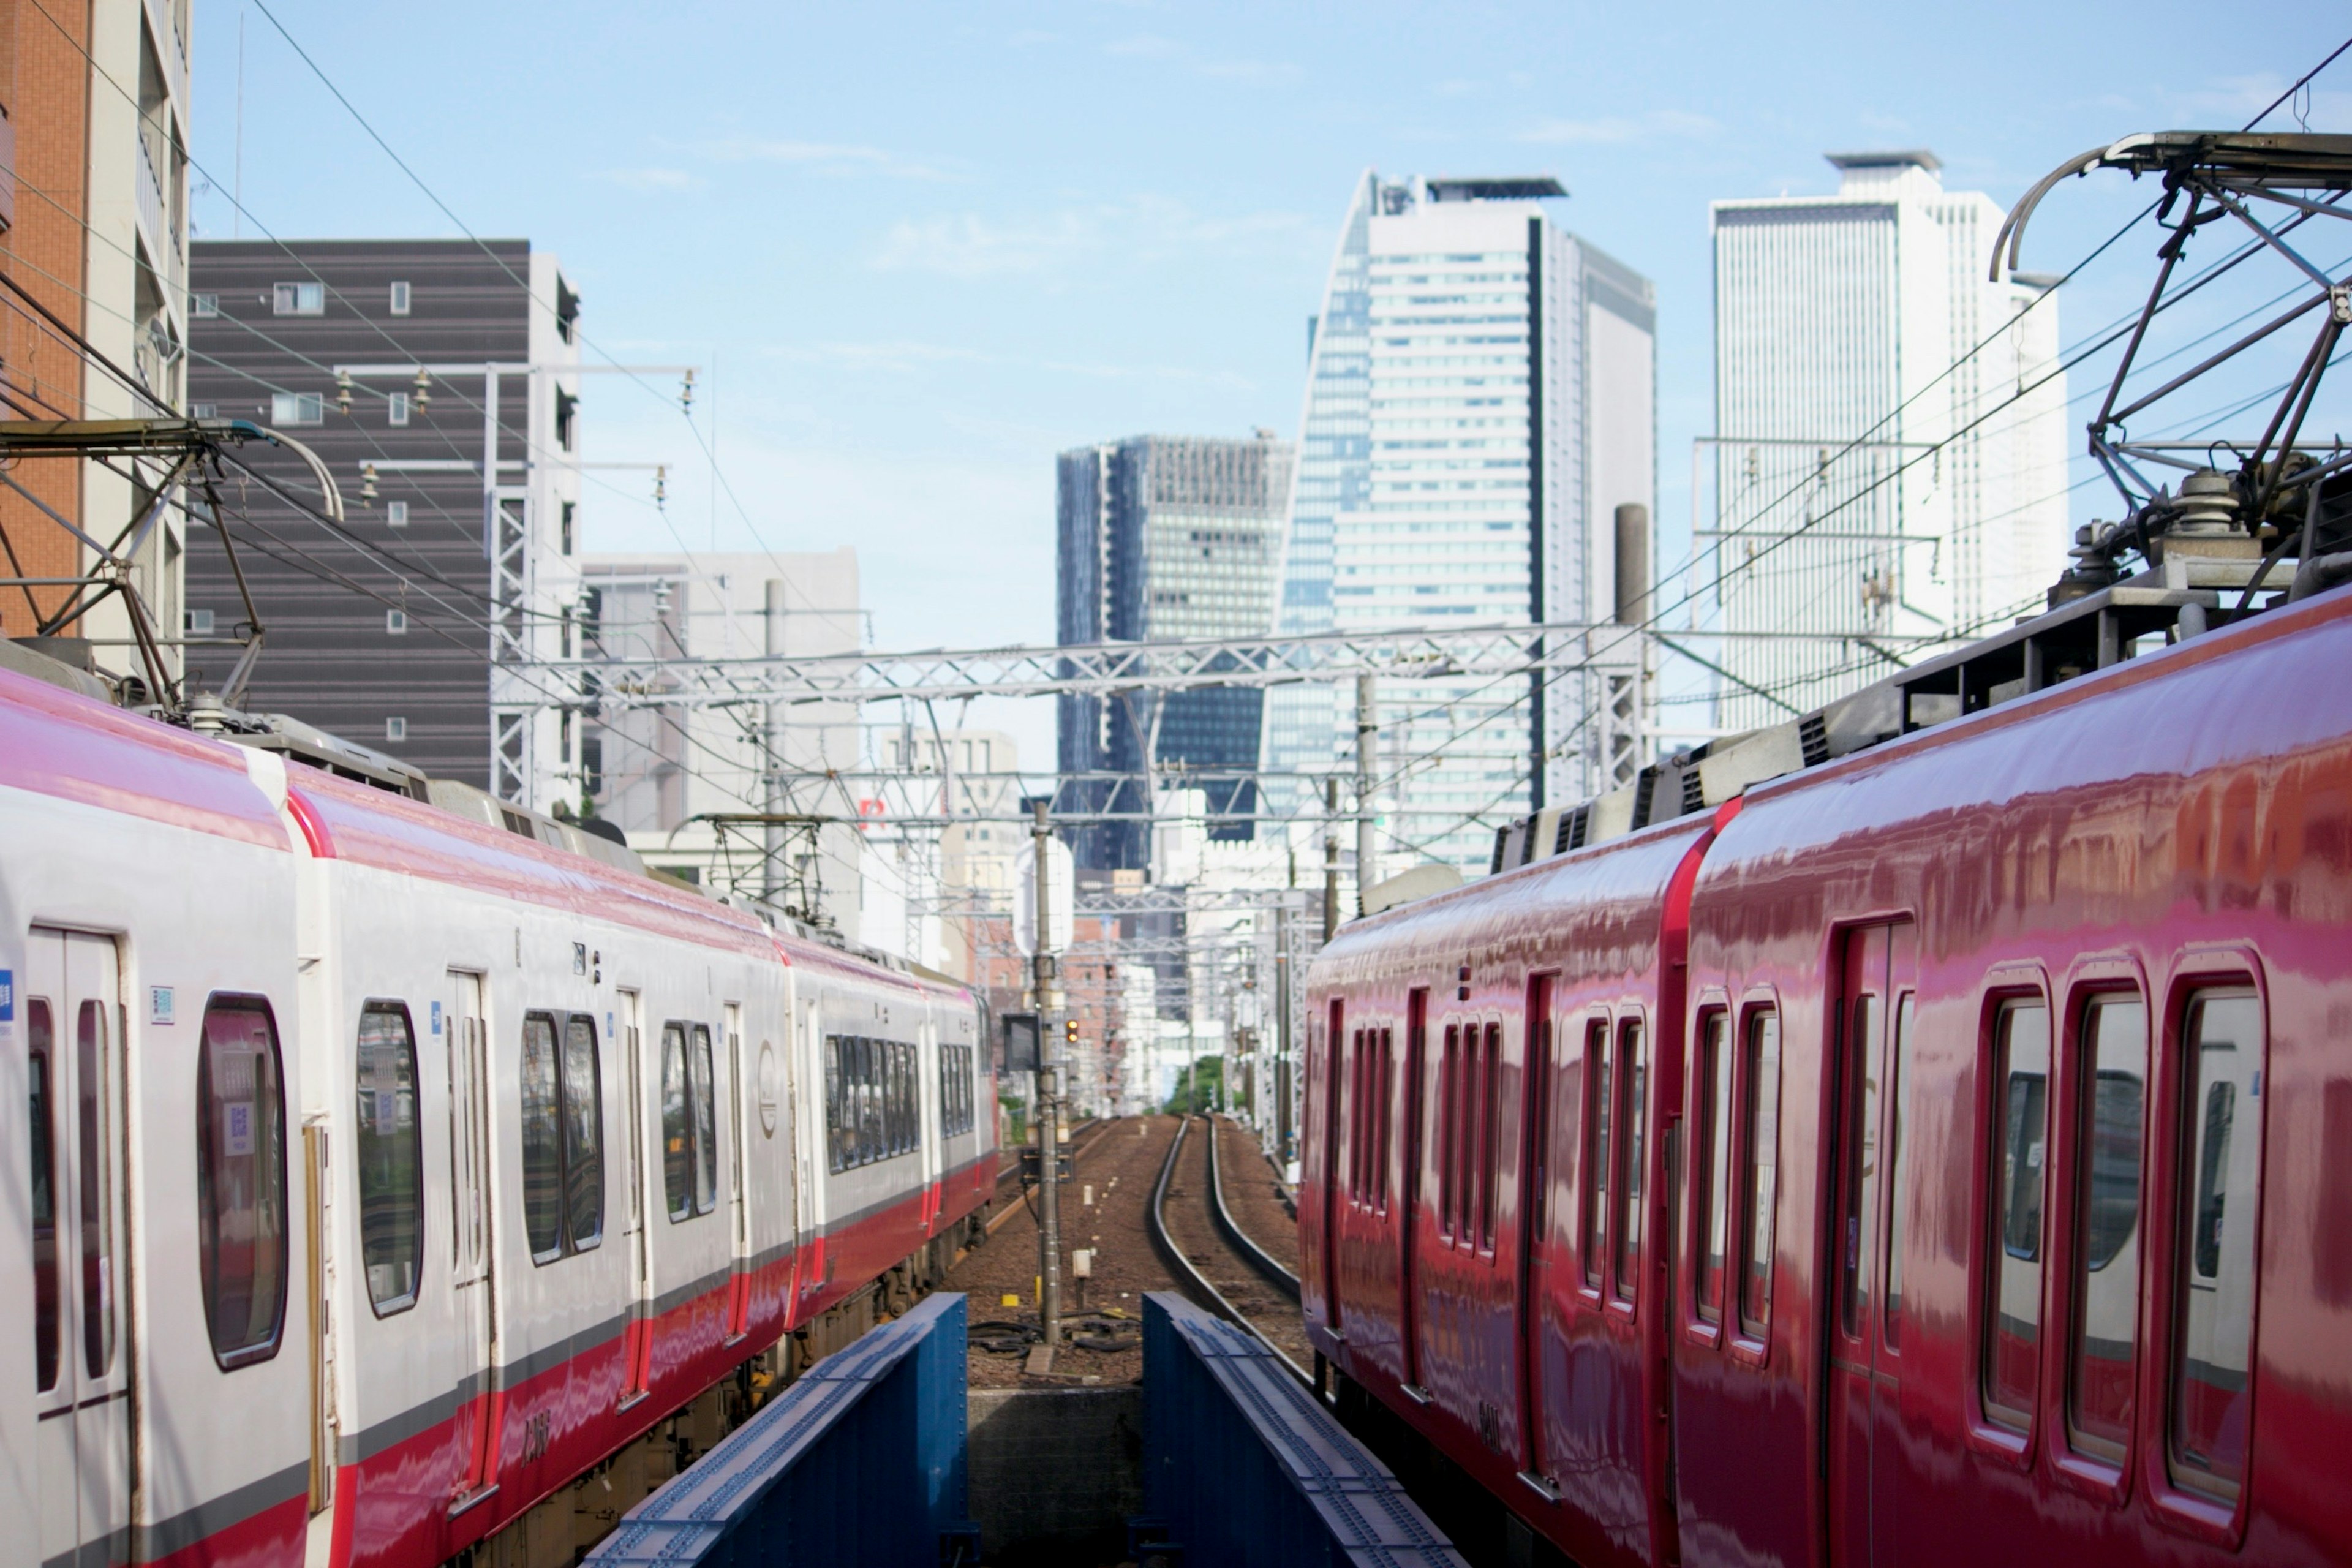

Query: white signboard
<box><xmin>1011</xmin><ymin>835</ymin><xmax>1076</xmax><ymax>957</ymax></box>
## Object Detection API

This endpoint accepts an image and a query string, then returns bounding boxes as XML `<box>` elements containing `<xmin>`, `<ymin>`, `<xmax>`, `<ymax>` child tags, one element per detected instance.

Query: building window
<box><xmin>354</xmin><ymin>1005</ymin><xmax>422</xmax><ymax>1315</ymax></box>
<box><xmin>185</xmin><ymin>608</ymin><xmax>215</xmax><ymax>636</ymax></box>
<box><xmin>555</xmin><ymin>387</ymin><xmax>578</xmax><ymax>451</ymax></box>
<box><xmin>388</xmin><ymin>281</ymin><xmax>411</xmax><ymax>316</ymax></box>
<box><xmin>192</xmin><ymin>292</ymin><xmax>219</xmax><ymax>318</ymax></box>
<box><xmin>556</xmin><ymin>276</ymin><xmax>580</xmax><ymax>344</ymax></box>
<box><xmin>386</xmin><ymin>610</ymin><xmax>408</xmax><ymax>635</ymax></box>
<box><xmin>191</xmin><ymin>402</ymin><xmax>217</xmax><ymax>420</ymax></box>
<box><xmin>271</xmin><ymin>282</ymin><xmax>323</xmax><ymax>317</ymax></box>
<box><xmin>270</xmin><ymin>392</ymin><xmax>323</xmax><ymax>428</ymax></box>
<box><xmin>560</xmin><ymin>501</ymin><xmax>576</xmax><ymax>556</ymax></box>
<box><xmin>386</xmin><ymin>501</ymin><xmax>409</xmax><ymax>529</ymax></box>
<box><xmin>388</xmin><ymin>391</ymin><xmax>410</xmax><ymax>428</ymax></box>
<box><xmin>385</xmin><ymin>717</ymin><xmax>407</xmax><ymax>742</ymax></box>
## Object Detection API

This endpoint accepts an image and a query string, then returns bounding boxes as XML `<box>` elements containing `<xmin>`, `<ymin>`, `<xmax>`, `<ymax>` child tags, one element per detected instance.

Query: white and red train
<box><xmin>1302</xmin><ymin>578</ymin><xmax>2352</xmax><ymax>1565</ymax></box>
<box><xmin>0</xmin><ymin>654</ymin><xmax>995</xmax><ymax>1568</ymax></box>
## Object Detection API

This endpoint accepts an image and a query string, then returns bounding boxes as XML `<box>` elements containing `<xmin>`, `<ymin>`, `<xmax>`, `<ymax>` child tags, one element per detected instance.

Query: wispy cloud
<box><xmin>764</xmin><ymin>337</ymin><xmax>1255</xmax><ymax>392</ymax></box>
<box><xmin>2176</xmin><ymin>72</ymin><xmax>2351</xmax><ymax>131</ymax></box>
<box><xmin>1104</xmin><ymin>32</ymin><xmax>1297</xmax><ymax>85</ymax></box>
<box><xmin>1518</xmin><ymin>108</ymin><xmax>1720</xmax><ymax>145</ymax></box>
<box><xmin>683</xmin><ymin>137</ymin><xmax>955</xmax><ymax>181</ymax></box>
<box><xmin>597</xmin><ymin>167</ymin><xmax>703</xmax><ymax>192</ymax></box>
<box><xmin>873</xmin><ymin>195</ymin><xmax>1314</xmax><ymax>280</ymax></box>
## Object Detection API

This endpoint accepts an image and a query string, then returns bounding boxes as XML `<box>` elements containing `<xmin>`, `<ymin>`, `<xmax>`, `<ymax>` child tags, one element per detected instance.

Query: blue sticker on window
<box><xmin>0</xmin><ymin>969</ymin><xmax>12</xmax><ymax>1022</ymax></box>
<box><xmin>431</xmin><ymin>1000</ymin><xmax>443</xmax><ymax>1036</ymax></box>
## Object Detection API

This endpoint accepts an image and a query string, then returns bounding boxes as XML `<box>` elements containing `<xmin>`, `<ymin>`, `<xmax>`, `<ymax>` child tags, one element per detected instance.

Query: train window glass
<box><xmin>1437</xmin><ymin>1025</ymin><xmax>1459</xmax><ymax>1237</ymax></box>
<box><xmin>823</xmin><ymin>1036</ymin><xmax>842</xmax><ymax>1172</ymax></box>
<box><xmin>522</xmin><ymin>1014</ymin><xmax>565</xmax><ymax>1259</ymax></box>
<box><xmin>1614</xmin><ymin>1021</ymin><xmax>1646</xmax><ymax>1301</ymax></box>
<box><xmin>76</xmin><ymin>1001</ymin><xmax>116</xmax><ymax>1377</ymax></box>
<box><xmin>1479</xmin><ymin>1022</ymin><xmax>1503</xmax><ymax>1250</ymax></box>
<box><xmin>664</xmin><ymin>1024</ymin><xmax>694</xmax><ymax>1218</ymax></box>
<box><xmin>1350</xmin><ymin>1029</ymin><xmax>1368</xmax><ymax>1203</ymax></box>
<box><xmin>1885</xmin><ymin>995</ymin><xmax>1917</xmax><ymax>1348</ymax></box>
<box><xmin>1841</xmin><ymin>994</ymin><xmax>1882</xmax><ymax>1336</ymax></box>
<box><xmin>1697</xmin><ymin>1012</ymin><xmax>1732</xmax><ymax>1322</ymax></box>
<box><xmin>1584</xmin><ymin>1021</ymin><xmax>1611</xmax><ymax>1287</ymax></box>
<box><xmin>29</xmin><ymin>1000</ymin><xmax>58</xmax><ymax>1392</ymax></box>
<box><xmin>1984</xmin><ymin>999</ymin><xmax>2051</xmax><ymax>1430</ymax></box>
<box><xmin>2066</xmin><ymin>995</ymin><xmax>2146</xmax><ymax>1461</ymax></box>
<box><xmin>197</xmin><ymin>997</ymin><xmax>288</xmax><ymax>1365</ymax></box>
<box><xmin>561</xmin><ymin>1014</ymin><xmax>603</xmax><ymax>1252</ymax></box>
<box><xmin>2169</xmin><ymin>989</ymin><xmax>2263</xmax><ymax>1502</ymax></box>
<box><xmin>692</xmin><ymin>1025</ymin><xmax>719</xmax><ymax>1214</ymax></box>
<box><xmin>865</xmin><ymin>1038</ymin><xmax>885</xmax><ymax>1163</ymax></box>
<box><xmin>1378</xmin><ymin>1028</ymin><xmax>1395</xmax><ymax>1213</ymax></box>
<box><xmin>355</xmin><ymin>1005</ymin><xmax>423</xmax><ymax>1314</ymax></box>
<box><xmin>1739</xmin><ymin>1010</ymin><xmax>1782</xmax><ymax>1336</ymax></box>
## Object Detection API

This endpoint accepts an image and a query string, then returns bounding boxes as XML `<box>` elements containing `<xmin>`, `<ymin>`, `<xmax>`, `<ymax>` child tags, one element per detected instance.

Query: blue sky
<box><xmin>194</xmin><ymin>2</ymin><xmax>2351</xmax><ymax>763</ymax></box>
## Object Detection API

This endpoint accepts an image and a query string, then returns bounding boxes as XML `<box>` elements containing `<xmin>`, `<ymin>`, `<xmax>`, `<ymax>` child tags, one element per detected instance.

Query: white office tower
<box><xmin>1709</xmin><ymin>151</ymin><xmax>2068</xmax><ymax>731</ymax></box>
<box><xmin>1264</xmin><ymin>173</ymin><xmax>1656</xmax><ymax>876</ymax></box>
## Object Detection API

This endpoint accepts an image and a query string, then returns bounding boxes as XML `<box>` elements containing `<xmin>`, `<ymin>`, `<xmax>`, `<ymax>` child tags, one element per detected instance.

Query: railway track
<box><xmin>985</xmin><ymin>1116</ymin><xmax>1118</xmax><ymax>1237</ymax></box>
<box><xmin>1146</xmin><ymin>1115</ymin><xmax>1311</xmax><ymax>1385</ymax></box>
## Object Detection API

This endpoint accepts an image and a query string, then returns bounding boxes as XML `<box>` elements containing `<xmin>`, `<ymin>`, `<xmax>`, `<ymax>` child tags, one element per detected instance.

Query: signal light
<box><xmin>1065</xmin><ymin>1019</ymin><xmax>1079</xmax><ymax>1043</ymax></box>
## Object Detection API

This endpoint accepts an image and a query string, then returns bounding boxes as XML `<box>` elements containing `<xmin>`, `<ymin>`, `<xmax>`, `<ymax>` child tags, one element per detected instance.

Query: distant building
<box><xmin>0</xmin><ymin>0</ymin><xmax>195</xmax><ymax>684</ymax></box>
<box><xmin>1709</xmin><ymin>151</ymin><xmax>2068</xmax><ymax>729</ymax></box>
<box><xmin>1057</xmin><ymin>431</ymin><xmax>1294</xmax><ymax>871</ymax></box>
<box><xmin>185</xmin><ymin>238</ymin><xmax>583</xmax><ymax>805</ymax></box>
<box><xmin>1265</xmin><ymin>173</ymin><xmax>1657</xmax><ymax>876</ymax></box>
<box><xmin>579</xmin><ymin>548</ymin><xmax>863</xmax><ymax>937</ymax></box>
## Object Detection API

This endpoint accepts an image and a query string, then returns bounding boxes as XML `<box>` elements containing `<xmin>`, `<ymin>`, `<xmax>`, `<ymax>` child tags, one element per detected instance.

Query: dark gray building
<box><xmin>184</xmin><ymin>239</ymin><xmax>583</xmax><ymax>800</ymax></box>
<box><xmin>1057</xmin><ymin>431</ymin><xmax>1293</xmax><ymax>870</ymax></box>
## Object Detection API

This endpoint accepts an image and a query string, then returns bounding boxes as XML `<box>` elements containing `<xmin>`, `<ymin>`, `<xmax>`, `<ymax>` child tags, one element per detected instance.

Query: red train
<box><xmin>1301</xmin><ymin>577</ymin><xmax>2352</xmax><ymax>1565</ymax></box>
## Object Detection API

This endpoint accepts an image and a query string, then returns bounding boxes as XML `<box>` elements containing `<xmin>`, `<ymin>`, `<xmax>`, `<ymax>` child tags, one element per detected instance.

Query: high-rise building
<box><xmin>0</xmin><ymin>0</ymin><xmax>195</xmax><ymax>682</ymax></box>
<box><xmin>1709</xmin><ymin>151</ymin><xmax>2068</xmax><ymax>729</ymax></box>
<box><xmin>1265</xmin><ymin>173</ymin><xmax>1656</xmax><ymax>875</ymax></box>
<box><xmin>1057</xmin><ymin>431</ymin><xmax>1294</xmax><ymax>872</ymax></box>
<box><xmin>185</xmin><ymin>239</ymin><xmax>583</xmax><ymax>806</ymax></box>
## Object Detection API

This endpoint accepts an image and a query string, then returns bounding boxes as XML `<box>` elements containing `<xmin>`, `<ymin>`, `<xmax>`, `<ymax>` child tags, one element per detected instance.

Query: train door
<box><xmin>446</xmin><ymin>971</ymin><xmax>498</xmax><ymax>1502</ymax></box>
<box><xmin>1823</xmin><ymin>923</ymin><xmax>1915</xmax><ymax>1568</ymax></box>
<box><xmin>1398</xmin><ymin>989</ymin><xmax>1430</xmax><ymax>1398</ymax></box>
<box><xmin>725</xmin><ymin>1001</ymin><xmax>751</xmax><ymax>1339</ymax></box>
<box><xmin>616</xmin><ymin>988</ymin><xmax>653</xmax><ymax>1403</ymax></box>
<box><xmin>28</xmin><ymin>930</ymin><xmax>130</xmax><ymax>1568</ymax></box>
<box><xmin>1515</xmin><ymin>975</ymin><xmax>1559</xmax><ymax>1493</ymax></box>
<box><xmin>1319</xmin><ymin>1000</ymin><xmax>1344</xmax><ymax>1329</ymax></box>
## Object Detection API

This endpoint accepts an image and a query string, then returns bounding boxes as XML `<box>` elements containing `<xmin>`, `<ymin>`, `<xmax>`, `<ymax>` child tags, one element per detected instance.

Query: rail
<box><xmin>1135</xmin><ymin>1292</ymin><xmax>1465</xmax><ymax>1567</ymax></box>
<box><xmin>583</xmin><ymin>1292</ymin><xmax>977</xmax><ymax>1567</ymax></box>
<box><xmin>1146</xmin><ymin>1117</ymin><xmax>1311</xmax><ymax>1385</ymax></box>
<box><xmin>1205</xmin><ymin>1114</ymin><xmax>1302</xmax><ymax>1303</ymax></box>
<box><xmin>986</xmin><ymin>1116</ymin><xmax>1117</xmax><ymax>1238</ymax></box>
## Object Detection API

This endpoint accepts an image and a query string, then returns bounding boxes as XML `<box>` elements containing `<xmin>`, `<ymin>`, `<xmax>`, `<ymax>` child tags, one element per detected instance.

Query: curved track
<box><xmin>1147</xmin><ymin>1116</ymin><xmax>1311</xmax><ymax>1385</ymax></box>
<box><xmin>986</xmin><ymin>1117</ymin><xmax>1118</xmax><ymax>1237</ymax></box>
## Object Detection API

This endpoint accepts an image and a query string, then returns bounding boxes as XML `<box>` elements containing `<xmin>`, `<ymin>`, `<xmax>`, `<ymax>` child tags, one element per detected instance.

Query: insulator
<box><xmin>334</xmin><ymin>369</ymin><xmax>353</xmax><ymax>417</ymax></box>
<box><xmin>413</xmin><ymin>368</ymin><xmax>432</xmax><ymax>412</ymax></box>
<box><xmin>360</xmin><ymin>464</ymin><xmax>379</xmax><ymax>505</ymax></box>
<box><xmin>680</xmin><ymin>368</ymin><xmax>696</xmax><ymax>413</ymax></box>
<box><xmin>2171</xmin><ymin>469</ymin><xmax>2241</xmax><ymax>537</ymax></box>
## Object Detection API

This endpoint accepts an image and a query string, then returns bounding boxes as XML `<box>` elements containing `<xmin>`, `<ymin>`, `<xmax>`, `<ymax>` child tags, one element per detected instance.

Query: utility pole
<box><xmin>1322</xmin><ymin>777</ymin><xmax>1340</xmax><ymax>944</ymax></box>
<box><xmin>1030</xmin><ymin>799</ymin><xmax>1063</xmax><ymax>1355</ymax></box>
<box><xmin>1355</xmin><ymin>674</ymin><xmax>1378</xmax><ymax>915</ymax></box>
<box><xmin>1274</xmin><ymin>900</ymin><xmax>1292</xmax><ymax>1166</ymax></box>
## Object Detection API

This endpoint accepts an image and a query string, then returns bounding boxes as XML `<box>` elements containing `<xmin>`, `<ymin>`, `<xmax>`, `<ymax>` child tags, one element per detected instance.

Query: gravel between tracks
<box><xmin>1163</xmin><ymin>1117</ymin><xmax>1316</xmax><ymax>1371</ymax></box>
<box><xmin>944</xmin><ymin>1115</ymin><xmax>1183</xmax><ymax>1387</ymax></box>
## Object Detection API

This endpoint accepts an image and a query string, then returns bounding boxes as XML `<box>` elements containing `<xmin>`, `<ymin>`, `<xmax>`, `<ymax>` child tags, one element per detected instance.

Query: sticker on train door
<box><xmin>148</xmin><ymin>986</ymin><xmax>175</xmax><ymax>1025</ymax></box>
<box><xmin>0</xmin><ymin>968</ymin><xmax>12</xmax><ymax>1042</ymax></box>
<box><xmin>432</xmin><ymin>1000</ymin><xmax>443</xmax><ymax>1036</ymax></box>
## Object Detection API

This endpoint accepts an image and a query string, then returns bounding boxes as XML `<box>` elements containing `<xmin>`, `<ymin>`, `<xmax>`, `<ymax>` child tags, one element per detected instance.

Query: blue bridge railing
<box><xmin>1139</xmin><ymin>1292</ymin><xmax>1466</xmax><ymax>1567</ymax></box>
<box><xmin>585</xmin><ymin>1291</ymin><xmax>975</xmax><ymax>1568</ymax></box>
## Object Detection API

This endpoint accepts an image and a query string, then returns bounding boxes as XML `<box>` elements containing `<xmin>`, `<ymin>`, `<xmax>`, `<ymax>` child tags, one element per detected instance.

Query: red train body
<box><xmin>1302</xmin><ymin>586</ymin><xmax>2352</xmax><ymax>1565</ymax></box>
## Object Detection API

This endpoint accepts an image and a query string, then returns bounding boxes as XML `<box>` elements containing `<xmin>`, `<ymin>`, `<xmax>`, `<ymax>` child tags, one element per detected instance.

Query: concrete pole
<box><xmin>1031</xmin><ymin>799</ymin><xmax>1063</xmax><ymax>1349</ymax></box>
<box><xmin>1322</xmin><ymin>777</ymin><xmax>1340</xmax><ymax>944</ymax></box>
<box><xmin>1355</xmin><ymin>674</ymin><xmax>1378</xmax><ymax>914</ymax></box>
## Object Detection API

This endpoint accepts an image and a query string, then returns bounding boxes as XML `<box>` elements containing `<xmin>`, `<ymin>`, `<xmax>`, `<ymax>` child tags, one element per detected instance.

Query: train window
<box><xmin>2169</xmin><ymin>989</ymin><xmax>2263</xmax><ymax>1502</ymax></box>
<box><xmin>1437</xmin><ymin>1025</ymin><xmax>1460</xmax><ymax>1237</ymax></box>
<box><xmin>1739</xmin><ymin>1009</ymin><xmax>1782</xmax><ymax>1336</ymax></box>
<box><xmin>355</xmin><ymin>1005</ymin><xmax>423</xmax><ymax>1314</ymax></box>
<box><xmin>692</xmin><ymin>1025</ymin><xmax>719</xmax><ymax>1215</ymax></box>
<box><xmin>1885</xmin><ymin>995</ymin><xmax>1917</xmax><ymax>1348</ymax></box>
<box><xmin>1983</xmin><ymin>999</ymin><xmax>2051</xmax><ymax>1430</ymax></box>
<box><xmin>29</xmin><ymin>1001</ymin><xmax>58</xmax><ymax>1391</ymax></box>
<box><xmin>1696</xmin><ymin>1012</ymin><xmax>1732</xmax><ymax>1323</ymax></box>
<box><xmin>1479</xmin><ymin>1022</ymin><xmax>1503</xmax><ymax>1250</ymax></box>
<box><xmin>562</xmin><ymin>1015</ymin><xmax>605</xmax><ymax>1252</ymax></box>
<box><xmin>1840</xmin><ymin>993</ymin><xmax>1883</xmax><ymax>1336</ymax></box>
<box><xmin>663</xmin><ymin>1024</ymin><xmax>694</xmax><ymax>1219</ymax></box>
<box><xmin>1614</xmin><ymin>1020</ymin><xmax>1647</xmax><ymax>1301</ymax></box>
<box><xmin>196</xmin><ymin>997</ymin><xmax>288</xmax><ymax>1366</ymax></box>
<box><xmin>2065</xmin><ymin>995</ymin><xmax>2146</xmax><ymax>1460</ymax></box>
<box><xmin>1344</xmin><ymin>1030</ymin><xmax>1362</xmax><ymax>1202</ymax></box>
<box><xmin>77</xmin><ymin>1001</ymin><xmax>118</xmax><ymax>1378</ymax></box>
<box><xmin>1583</xmin><ymin>1020</ymin><xmax>1611</xmax><ymax>1287</ymax></box>
<box><xmin>941</xmin><ymin>1044</ymin><xmax>974</xmax><ymax>1137</ymax></box>
<box><xmin>522</xmin><ymin>1014</ymin><xmax>565</xmax><ymax>1258</ymax></box>
<box><xmin>1378</xmin><ymin>1028</ymin><xmax>1395</xmax><ymax>1213</ymax></box>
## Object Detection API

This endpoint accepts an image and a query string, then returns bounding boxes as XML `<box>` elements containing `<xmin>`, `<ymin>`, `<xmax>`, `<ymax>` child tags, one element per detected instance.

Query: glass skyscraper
<box><xmin>1057</xmin><ymin>432</ymin><xmax>1296</xmax><ymax>871</ymax></box>
<box><xmin>1264</xmin><ymin>173</ymin><xmax>1657</xmax><ymax>876</ymax></box>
